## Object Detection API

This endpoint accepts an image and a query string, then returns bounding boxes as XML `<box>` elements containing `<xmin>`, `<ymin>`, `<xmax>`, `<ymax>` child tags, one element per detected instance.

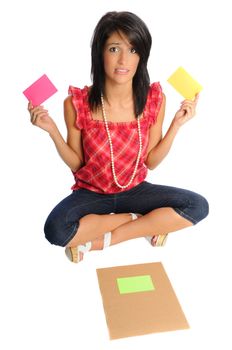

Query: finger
<box><xmin>30</xmin><ymin>107</ymin><xmax>47</xmax><ymax>118</ymax></box>
<box><xmin>181</xmin><ymin>94</ymin><xmax>200</xmax><ymax>104</ymax></box>
<box><xmin>180</xmin><ymin>105</ymin><xmax>190</xmax><ymax>116</ymax></box>
<box><xmin>180</xmin><ymin>98</ymin><xmax>193</xmax><ymax>104</ymax></box>
<box><xmin>180</xmin><ymin>102</ymin><xmax>195</xmax><ymax>110</ymax></box>
<box><xmin>181</xmin><ymin>99</ymin><xmax>198</xmax><ymax>109</ymax></box>
<box><xmin>184</xmin><ymin>106</ymin><xmax>195</xmax><ymax>118</ymax></box>
<box><xmin>181</xmin><ymin>101</ymin><xmax>194</xmax><ymax>106</ymax></box>
<box><xmin>30</xmin><ymin>110</ymin><xmax>48</xmax><ymax>124</ymax></box>
<box><xmin>31</xmin><ymin>105</ymin><xmax>44</xmax><ymax>112</ymax></box>
<box><xmin>28</xmin><ymin>100</ymin><xmax>34</xmax><ymax>111</ymax></box>
<box><xmin>29</xmin><ymin>104</ymin><xmax>44</xmax><ymax>112</ymax></box>
<box><xmin>31</xmin><ymin>114</ymin><xmax>37</xmax><ymax>124</ymax></box>
<box><xmin>194</xmin><ymin>93</ymin><xmax>200</xmax><ymax>103</ymax></box>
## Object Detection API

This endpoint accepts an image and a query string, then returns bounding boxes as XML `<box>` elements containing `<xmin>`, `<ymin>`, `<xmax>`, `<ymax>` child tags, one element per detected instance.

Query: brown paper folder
<box><xmin>96</xmin><ymin>262</ymin><xmax>189</xmax><ymax>339</ymax></box>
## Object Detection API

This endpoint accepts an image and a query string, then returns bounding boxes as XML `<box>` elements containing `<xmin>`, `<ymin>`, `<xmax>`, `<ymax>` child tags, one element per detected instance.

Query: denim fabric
<box><xmin>44</xmin><ymin>181</ymin><xmax>209</xmax><ymax>247</ymax></box>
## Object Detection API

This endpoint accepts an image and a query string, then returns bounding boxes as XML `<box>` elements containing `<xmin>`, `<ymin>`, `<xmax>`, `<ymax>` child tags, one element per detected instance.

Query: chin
<box><xmin>111</xmin><ymin>75</ymin><xmax>133</xmax><ymax>85</ymax></box>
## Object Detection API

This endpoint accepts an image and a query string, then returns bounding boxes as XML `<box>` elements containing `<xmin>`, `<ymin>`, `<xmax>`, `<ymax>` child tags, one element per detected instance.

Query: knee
<box><xmin>44</xmin><ymin>216</ymin><xmax>77</xmax><ymax>247</ymax></box>
<box><xmin>194</xmin><ymin>194</ymin><xmax>209</xmax><ymax>223</ymax></box>
<box><xmin>44</xmin><ymin>217</ymin><xmax>62</xmax><ymax>246</ymax></box>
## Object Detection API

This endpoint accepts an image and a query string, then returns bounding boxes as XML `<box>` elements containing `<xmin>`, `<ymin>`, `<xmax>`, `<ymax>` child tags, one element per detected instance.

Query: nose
<box><xmin>118</xmin><ymin>50</ymin><xmax>127</xmax><ymax>65</ymax></box>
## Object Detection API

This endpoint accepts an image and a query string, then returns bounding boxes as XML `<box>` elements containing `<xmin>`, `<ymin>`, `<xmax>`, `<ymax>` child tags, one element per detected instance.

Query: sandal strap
<box><xmin>145</xmin><ymin>236</ymin><xmax>152</xmax><ymax>244</ymax></box>
<box><xmin>102</xmin><ymin>212</ymin><xmax>114</xmax><ymax>249</ymax></box>
<box><xmin>130</xmin><ymin>213</ymin><xmax>138</xmax><ymax>220</ymax></box>
<box><xmin>103</xmin><ymin>232</ymin><xmax>111</xmax><ymax>249</ymax></box>
<box><xmin>78</xmin><ymin>241</ymin><xmax>92</xmax><ymax>253</ymax></box>
<box><xmin>156</xmin><ymin>234</ymin><xmax>168</xmax><ymax>246</ymax></box>
<box><xmin>145</xmin><ymin>234</ymin><xmax>168</xmax><ymax>247</ymax></box>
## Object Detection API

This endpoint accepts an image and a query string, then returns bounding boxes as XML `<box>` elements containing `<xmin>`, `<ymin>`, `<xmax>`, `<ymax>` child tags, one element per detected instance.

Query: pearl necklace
<box><xmin>100</xmin><ymin>94</ymin><xmax>143</xmax><ymax>189</ymax></box>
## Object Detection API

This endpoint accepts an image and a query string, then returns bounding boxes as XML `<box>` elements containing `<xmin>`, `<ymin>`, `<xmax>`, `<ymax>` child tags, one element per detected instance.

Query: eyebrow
<box><xmin>106</xmin><ymin>41</ymin><xmax>134</xmax><ymax>49</ymax></box>
<box><xmin>106</xmin><ymin>42</ymin><xmax>121</xmax><ymax>46</ymax></box>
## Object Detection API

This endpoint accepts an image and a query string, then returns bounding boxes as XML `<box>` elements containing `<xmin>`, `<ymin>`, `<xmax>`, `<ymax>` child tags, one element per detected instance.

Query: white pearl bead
<box><xmin>101</xmin><ymin>94</ymin><xmax>142</xmax><ymax>189</ymax></box>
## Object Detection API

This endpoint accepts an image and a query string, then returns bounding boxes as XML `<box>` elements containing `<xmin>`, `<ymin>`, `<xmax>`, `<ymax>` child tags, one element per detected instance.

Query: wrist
<box><xmin>170</xmin><ymin>119</ymin><xmax>181</xmax><ymax>133</ymax></box>
<box><xmin>49</xmin><ymin>125</ymin><xmax>60</xmax><ymax>139</ymax></box>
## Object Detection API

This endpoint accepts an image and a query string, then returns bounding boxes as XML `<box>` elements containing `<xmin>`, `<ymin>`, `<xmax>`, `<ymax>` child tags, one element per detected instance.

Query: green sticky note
<box><xmin>117</xmin><ymin>275</ymin><xmax>155</xmax><ymax>294</ymax></box>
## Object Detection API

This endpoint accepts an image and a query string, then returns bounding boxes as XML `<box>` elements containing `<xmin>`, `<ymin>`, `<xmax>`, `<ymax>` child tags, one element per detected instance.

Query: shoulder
<box><xmin>148</xmin><ymin>82</ymin><xmax>163</xmax><ymax>98</ymax></box>
<box><xmin>145</xmin><ymin>82</ymin><xmax>165</xmax><ymax>125</ymax></box>
<box><xmin>147</xmin><ymin>81</ymin><xmax>164</xmax><ymax>100</ymax></box>
<box><xmin>64</xmin><ymin>85</ymin><xmax>90</xmax><ymax>130</ymax></box>
<box><xmin>67</xmin><ymin>85</ymin><xmax>90</xmax><ymax>110</ymax></box>
<box><xmin>68</xmin><ymin>85</ymin><xmax>89</xmax><ymax>99</ymax></box>
<box><xmin>147</xmin><ymin>82</ymin><xmax>165</xmax><ymax>109</ymax></box>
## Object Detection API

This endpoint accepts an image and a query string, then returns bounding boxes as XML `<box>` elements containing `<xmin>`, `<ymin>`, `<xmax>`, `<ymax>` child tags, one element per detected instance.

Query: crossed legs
<box><xmin>44</xmin><ymin>182</ymin><xmax>209</xmax><ymax>263</ymax></box>
<box><xmin>65</xmin><ymin>208</ymin><xmax>193</xmax><ymax>262</ymax></box>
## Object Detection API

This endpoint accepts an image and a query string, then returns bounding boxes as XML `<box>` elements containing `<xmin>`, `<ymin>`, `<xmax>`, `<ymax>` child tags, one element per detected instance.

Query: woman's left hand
<box><xmin>173</xmin><ymin>93</ymin><xmax>199</xmax><ymax>127</ymax></box>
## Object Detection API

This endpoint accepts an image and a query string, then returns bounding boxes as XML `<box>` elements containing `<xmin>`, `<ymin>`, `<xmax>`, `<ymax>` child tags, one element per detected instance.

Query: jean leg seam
<box><xmin>61</xmin><ymin>222</ymin><xmax>79</xmax><ymax>247</ymax></box>
<box><xmin>173</xmin><ymin>208</ymin><xmax>197</xmax><ymax>225</ymax></box>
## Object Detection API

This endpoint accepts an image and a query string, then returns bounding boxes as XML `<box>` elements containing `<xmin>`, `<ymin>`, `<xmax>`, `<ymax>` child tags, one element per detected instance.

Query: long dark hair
<box><xmin>89</xmin><ymin>11</ymin><xmax>152</xmax><ymax>117</ymax></box>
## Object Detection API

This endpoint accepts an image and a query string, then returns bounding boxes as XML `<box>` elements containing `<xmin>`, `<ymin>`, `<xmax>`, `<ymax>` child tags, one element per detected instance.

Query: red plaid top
<box><xmin>68</xmin><ymin>82</ymin><xmax>163</xmax><ymax>194</ymax></box>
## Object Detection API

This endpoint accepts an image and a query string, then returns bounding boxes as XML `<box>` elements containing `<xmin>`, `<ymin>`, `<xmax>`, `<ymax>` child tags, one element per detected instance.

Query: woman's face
<box><xmin>103</xmin><ymin>31</ymin><xmax>140</xmax><ymax>86</ymax></box>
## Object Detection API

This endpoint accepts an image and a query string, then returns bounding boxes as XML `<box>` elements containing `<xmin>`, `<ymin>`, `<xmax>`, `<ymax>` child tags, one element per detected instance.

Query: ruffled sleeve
<box><xmin>68</xmin><ymin>86</ymin><xmax>89</xmax><ymax>130</ymax></box>
<box><xmin>145</xmin><ymin>82</ymin><xmax>163</xmax><ymax>126</ymax></box>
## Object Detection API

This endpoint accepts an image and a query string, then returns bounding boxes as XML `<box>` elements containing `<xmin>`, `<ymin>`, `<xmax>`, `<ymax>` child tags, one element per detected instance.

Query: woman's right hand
<box><xmin>28</xmin><ymin>101</ymin><xmax>57</xmax><ymax>134</ymax></box>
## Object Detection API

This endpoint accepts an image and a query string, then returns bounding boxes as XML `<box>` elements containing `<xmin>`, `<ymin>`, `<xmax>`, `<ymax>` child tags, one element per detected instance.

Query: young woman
<box><xmin>28</xmin><ymin>11</ymin><xmax>209</xmax><ymax>263</ymax></box>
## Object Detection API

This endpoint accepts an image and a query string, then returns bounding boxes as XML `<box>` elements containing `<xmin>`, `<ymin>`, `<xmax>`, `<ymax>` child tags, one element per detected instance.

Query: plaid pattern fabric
<box><xmin>68</xmin><ymin>82</ymin><xmax>163</xmax><ymax>194</ymax></box>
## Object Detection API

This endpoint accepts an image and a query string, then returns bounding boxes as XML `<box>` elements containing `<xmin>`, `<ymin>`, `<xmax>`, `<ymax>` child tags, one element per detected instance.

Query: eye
<box><xmin>130</xmin><ymin>48</ymin><xmax>137</xmax><ymax>54</ymax></box>
<box><xmin>109</xmin><ymin>47</ymin><xmax>119</xmax><ymax>53</ymax></box>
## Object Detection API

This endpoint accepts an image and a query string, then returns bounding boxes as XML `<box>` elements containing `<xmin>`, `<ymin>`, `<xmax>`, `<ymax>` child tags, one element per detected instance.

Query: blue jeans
<box><xmin>44</xmin><ymin>181</ymin><xmax>209</xmax><ymax>247</ymax></box>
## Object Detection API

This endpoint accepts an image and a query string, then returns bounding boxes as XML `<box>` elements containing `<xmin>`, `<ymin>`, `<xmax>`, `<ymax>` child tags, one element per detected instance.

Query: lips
<box><xmin>115</xmin><ymin>68</ymin><xmax>129</xmax><ymax>74</ymax></box>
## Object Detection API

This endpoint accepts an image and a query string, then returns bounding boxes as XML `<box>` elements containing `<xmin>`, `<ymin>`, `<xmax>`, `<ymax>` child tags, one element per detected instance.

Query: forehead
<box><xmin>105</xmin><ymin>31</ymin><xmax>131</xmax><ymax>46</ymax></box>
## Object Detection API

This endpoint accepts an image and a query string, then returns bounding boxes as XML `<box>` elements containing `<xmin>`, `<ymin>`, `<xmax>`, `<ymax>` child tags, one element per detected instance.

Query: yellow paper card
<box><xmin>167</xmin><ymin>66</ymin><xmax>203</xmax><ymax>100</ymax></box>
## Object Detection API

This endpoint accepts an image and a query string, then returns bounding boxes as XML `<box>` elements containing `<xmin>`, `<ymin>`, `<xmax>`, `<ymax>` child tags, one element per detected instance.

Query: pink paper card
<box><xmin>23</xmin><ymin>74</ymin><xmax>58</xmax><ymax>106</ymax></box>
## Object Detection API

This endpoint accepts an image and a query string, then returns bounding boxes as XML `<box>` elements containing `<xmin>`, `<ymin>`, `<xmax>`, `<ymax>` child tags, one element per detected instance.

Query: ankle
<box><xmin>91</xmin><ymin>237</ymin><xmax>104</xmax><ymax>250</ymax></box>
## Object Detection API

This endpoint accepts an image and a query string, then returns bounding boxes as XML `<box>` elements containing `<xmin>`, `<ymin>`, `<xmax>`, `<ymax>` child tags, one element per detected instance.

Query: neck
<box><xmin>104</xmin><ymin>80</ymin><xmax>133</xmax><ymax>107</ymax></box>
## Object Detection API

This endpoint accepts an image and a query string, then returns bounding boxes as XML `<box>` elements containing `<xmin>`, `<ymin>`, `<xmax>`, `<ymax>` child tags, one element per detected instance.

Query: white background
<box><xmin>1</xmin><ymin>0</ymin><xmax>232</xmax><ymax>349</ymax></box>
